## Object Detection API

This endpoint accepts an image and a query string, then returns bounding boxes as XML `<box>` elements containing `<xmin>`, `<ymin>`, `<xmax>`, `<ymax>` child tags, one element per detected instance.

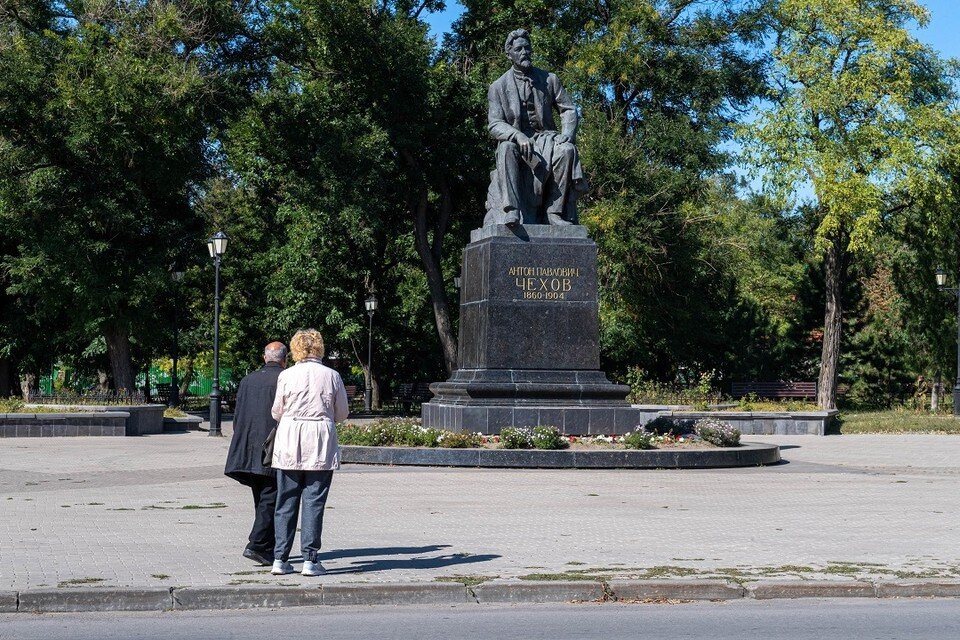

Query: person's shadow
<box><xmin>291</xmin><ymin>544</ymin><xmax>501</xmax><ymax>575</ymax></box>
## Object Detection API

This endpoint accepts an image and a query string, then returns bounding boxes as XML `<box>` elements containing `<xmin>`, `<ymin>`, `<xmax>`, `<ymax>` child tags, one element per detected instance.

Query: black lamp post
<box><xmin>935</xmin><ymin>266</ymin><xmax>960</xmax><ymax>416</ymax></box>
<box><xmin>169</xmin><ymin>269</ymin><xmax>185</xmax><ymax>407</ymax></box>
<box><xmin>207</xmin><ymin>231</ymin><xmax>228</xmax><ymax>436</ymax></box>
<box><xmin>364</xmin><ymin>294</ymin><xmax>378</xmax><ymax>413</ymax></box>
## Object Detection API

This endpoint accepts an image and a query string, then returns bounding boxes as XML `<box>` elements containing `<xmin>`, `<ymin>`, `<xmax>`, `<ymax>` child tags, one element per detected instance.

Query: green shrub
<box><xmin>337</xmin><ymin>424</ymin><xmax>375</xmax><ymax>446</ymax></box>
<box><xmin>337</xmin><ymin>418</ymin><xmax>441</xmax><ymax>447</ymax></box>
<box><xmin>645</xmin><ymin>416</ymin><xmax>677</xmax><ymax>435</ymax></box>
<box><xmin>437</xmin><ymin>431</ymin><xmax>484</xmax><ymax>448</ymax></box>
<box><xmin>0</xmin><ymin>398</ymin><xmax>25</xmax><ymax>413</ymax></box>
<box><xmin>693</xmin><ymin>417</ymin><xmax>740</xmax><ymax>447</ymax></box>
<box><xmin>624</xmin><ymin>367</ymin><xmax>723</xmax><ymax>406</ymax></box>
<box><xmin>499</xmin><ymin>427</ymin><xmax>533</xmax><ymax>449</ymax></box>
<box><xmin>531</xmin><ymin>426</ymin><xmax>569</xmax><ymax>450</ymax></box>
<box><xmin>737</xmin><ymin>392</ymin><xmax>759</xmax><ymax>411</ymax></box>
<box><xmin>622</xmin><ymin>429</ymin><xmax>657</xmax><ymax>450</ymax></box>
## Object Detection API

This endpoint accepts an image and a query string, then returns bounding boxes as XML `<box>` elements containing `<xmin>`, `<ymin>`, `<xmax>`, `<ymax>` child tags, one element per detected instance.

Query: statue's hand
<box><xmin>515</xmin><ymin>133</ymin><xmax>534</xmax><ymax>161</ymax></box>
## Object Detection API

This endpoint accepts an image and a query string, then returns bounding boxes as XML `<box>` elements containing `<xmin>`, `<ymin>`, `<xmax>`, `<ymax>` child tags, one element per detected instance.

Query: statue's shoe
<box><xmin>504</xmin><ymin>210</ymin><xmax>521</xmax><ymax>228</ymax></box>
<box><xmin>547</xmin><ymin>213</ymin><xmax>573</xmax><ymax>226</ymax></box>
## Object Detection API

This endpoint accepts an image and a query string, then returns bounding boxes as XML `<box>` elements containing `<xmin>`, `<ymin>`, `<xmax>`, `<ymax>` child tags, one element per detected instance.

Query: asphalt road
<box><xmin>2</xmin><ymin>599</ymin><xmax>959</xmax><ymax>640</ymax></box>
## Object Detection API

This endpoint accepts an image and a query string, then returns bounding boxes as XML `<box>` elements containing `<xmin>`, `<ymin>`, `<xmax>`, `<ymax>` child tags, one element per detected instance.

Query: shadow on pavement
<box><xmin>321</xmin><ymin>550</ymin><xmax>501</xmax><ymax>575</ymax></box>
<box><xmin>319</xmin><ymin>545</ymin><xmax>452</xmax><ymax>561</ymax></box>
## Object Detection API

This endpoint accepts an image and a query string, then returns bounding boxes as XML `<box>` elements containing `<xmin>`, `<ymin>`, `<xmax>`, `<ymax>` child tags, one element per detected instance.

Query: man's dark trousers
<box><xmin>244</xmin><ymin>473</ymin><xmax>277</xmax><ymax>556</ymax></box>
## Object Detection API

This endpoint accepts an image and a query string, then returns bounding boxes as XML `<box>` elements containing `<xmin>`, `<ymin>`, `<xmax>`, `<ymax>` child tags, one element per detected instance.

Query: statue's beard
<box><xmin>516</xmin><ymin>58</ymin><xmax>532</xmax><ymax>70</ymax></box>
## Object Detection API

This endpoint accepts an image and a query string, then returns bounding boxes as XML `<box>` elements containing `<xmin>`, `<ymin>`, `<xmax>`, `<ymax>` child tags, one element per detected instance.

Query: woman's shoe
<box><xmin>302</xmin><ymin>560</ymin><xmax>327</xmax><ymax>576</ymax></box>
<box><xmin>271</xmin><ymin>560</ymin><xmax>295</xmax><ymax>575</ymax></box>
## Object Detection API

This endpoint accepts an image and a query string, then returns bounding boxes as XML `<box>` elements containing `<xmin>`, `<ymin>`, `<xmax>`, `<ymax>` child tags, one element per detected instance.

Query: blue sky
<box><xmin>424</xmin><ymin>1</ymin><xmax>960</xmax><ymax>61</ymax></box>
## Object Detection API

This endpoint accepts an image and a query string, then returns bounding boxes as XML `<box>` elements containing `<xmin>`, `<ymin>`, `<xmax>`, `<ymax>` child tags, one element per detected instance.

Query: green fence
<box><xmin>40</xmin><ymin>366</ymin><xmax>236</xmax><ymax>397</ymax></box>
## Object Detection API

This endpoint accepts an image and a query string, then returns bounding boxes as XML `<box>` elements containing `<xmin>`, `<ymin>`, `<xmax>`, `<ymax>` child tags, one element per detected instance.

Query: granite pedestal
<box><xmin>422</xmin><ymin>224</ymin><xmax>648</xmax><ymax>435</ymax></box>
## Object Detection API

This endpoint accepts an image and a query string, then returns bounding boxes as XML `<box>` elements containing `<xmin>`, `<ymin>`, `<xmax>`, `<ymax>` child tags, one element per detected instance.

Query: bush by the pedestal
<box><xmin>693</xmin><ymin>417</ymin><xmax>741</xmax><ymax>447</ymax></box>
<box><xmin>500</xmin><ymin>426</ymin><xmax>569</xmax><ymax>450</ymax></box>
<box><xmin>622</xmin><ymin>429</ymin><xmax>658</xmax><ymax>449</ymax></box>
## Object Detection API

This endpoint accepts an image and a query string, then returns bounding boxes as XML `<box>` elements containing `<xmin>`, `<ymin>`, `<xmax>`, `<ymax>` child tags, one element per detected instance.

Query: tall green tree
<box><xmin>0</xmin><ymin>0</ymin><xmax>246</xmax><ymax>390</ymax></box>
<box><xmin>218</xmin><ymin>0</ymin><xmax>487</xmax><ymax>391</ymax></box>
<box><xmin>744</xmin><ymin>0</ymin><xmax>958</xmax><ymax>408</ymax></box>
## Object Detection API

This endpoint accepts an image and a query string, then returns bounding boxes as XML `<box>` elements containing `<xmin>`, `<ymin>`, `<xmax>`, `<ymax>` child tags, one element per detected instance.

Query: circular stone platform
<box><xmin>340</xmin><ymin>441</ymin><xmax>780</xmax><ymax>469</ymax></box>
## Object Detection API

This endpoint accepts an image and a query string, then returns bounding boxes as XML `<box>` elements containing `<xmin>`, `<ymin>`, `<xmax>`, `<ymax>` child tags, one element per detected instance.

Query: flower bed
<box><xmin>339</xmin><ymin>418</ymin><xmax>741</xmax><ymax>450</ymax></box>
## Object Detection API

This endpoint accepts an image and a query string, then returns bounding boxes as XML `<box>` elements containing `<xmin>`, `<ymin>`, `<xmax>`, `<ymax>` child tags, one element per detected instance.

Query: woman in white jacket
<box><xmin>270</xmin><ymin>329</ymin><xmax>349</xmax><ymax>576</ymax></box>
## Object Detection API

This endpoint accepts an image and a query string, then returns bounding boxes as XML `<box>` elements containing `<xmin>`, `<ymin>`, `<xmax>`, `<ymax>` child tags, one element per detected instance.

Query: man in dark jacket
<box><xmin>225</xmin><ymin>342</ymin><xmax>287</xmax><ymax>565</ymax></box>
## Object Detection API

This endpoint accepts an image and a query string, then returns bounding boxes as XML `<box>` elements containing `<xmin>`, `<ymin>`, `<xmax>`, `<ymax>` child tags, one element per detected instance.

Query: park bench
<box><xmin>344</xmin><ymin>384</ymin><xmax>366</xmax><ymax>411</ymax></box>
<box><xmin>730</xmin><ymin>381</ymin><xmax>817</xmax><ymax>400</ymax></box>
<box><xmin>394</xmin><ymin>382</ymin><xmax>434</xmax><ymax>412</ymax></box>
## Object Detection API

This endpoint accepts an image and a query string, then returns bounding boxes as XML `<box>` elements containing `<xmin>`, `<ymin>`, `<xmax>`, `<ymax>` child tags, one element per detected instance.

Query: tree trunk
<box><xmin>143</xmin><ymin>365</ymin><xmax>152</xmax><ymax>403</ymax></box>
<box><xmin>372</xmin><ymin>372</ymin><xmax>382</xmax><ymax>410</ymax></box>
<box><xmin>931</xmin><ymin>372</ymin><xmax>941</xmax><ymax>412</ymax></box>
<box><xmin>96</xmin><ymin>371</ymin><xmax>109</xmax><ymax>393</ymax></box>
<box><xmin>179</xmin><ymin>357</ymin><xmax>195</xmax><ymax>398</ymax></box>
<box><xmin>105</xmin><ymin>324</ymin><xmax>135</xmax><ymax>392</ymax></box>
<box><xmin>0</xmin><ymin>358</ymin><xmax>9</xmax><ymax>398</ymax></box>
<box><xmin>817</xmin><ymin>232</ymin><xmax>848</xmax><ymax>410</ymax></box>
<box><xmin>411</xmin><ymin>186</ymin><xmax>458</xmax><ymax>375</ymax></box>
<box><xmin>21</xmin><ymin>372</ymin><xmax>36</xmax><ymax>402</ymax></box>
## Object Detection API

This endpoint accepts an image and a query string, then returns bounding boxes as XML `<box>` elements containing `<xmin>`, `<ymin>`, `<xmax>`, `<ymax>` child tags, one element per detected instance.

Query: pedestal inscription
<box><xmin>458</xmin><ymin>225</ymin><xmax>598</xmax><ymax>371</ymax></box>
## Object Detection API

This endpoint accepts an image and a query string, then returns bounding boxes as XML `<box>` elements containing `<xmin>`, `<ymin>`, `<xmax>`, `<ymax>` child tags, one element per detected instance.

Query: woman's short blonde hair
<box><xmin>289</xmin><ymin>329</ymin><xmax>325</xmax><ymax>361</ymax></box>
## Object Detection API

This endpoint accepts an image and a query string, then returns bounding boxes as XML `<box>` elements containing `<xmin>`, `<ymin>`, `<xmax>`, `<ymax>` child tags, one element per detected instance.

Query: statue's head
<box><xmin>504</xmin><ymin>29</ymin><xmax>532</xmax><ymax>71</ymax></box>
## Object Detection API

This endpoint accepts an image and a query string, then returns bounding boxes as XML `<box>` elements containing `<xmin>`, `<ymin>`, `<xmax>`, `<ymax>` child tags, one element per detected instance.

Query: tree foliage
<box><xmin>743</xmin><ymin>0</ymin><xmax>958</xmax><ymax>407</ymax></box>
<box><xmin>1</xmin><ymin>0</ymin><xmax>959</xmax><ymax>412</ymax></box>
<box><xmin>0</xmin><ymin>0</ymin><xmax>245</xmax><ymax>389</ymax></box>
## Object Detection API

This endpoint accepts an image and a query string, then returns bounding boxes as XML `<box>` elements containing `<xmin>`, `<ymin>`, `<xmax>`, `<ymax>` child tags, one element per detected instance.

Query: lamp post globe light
<box><xmin>364</xmin><ymin>294</ymin><xmax>378</xmax><ymax>413</ymax></box>
<box><xmin>169</xmin><ymin>269</ymin><xmax>185</xmax><ymax>407</ymax></box>
<box><xmin>208</xmin><ymin>231</ymin><xmax>228</xmax><ymax>436</ymax></box>
<box><xmin>935</xmin><ymin>265</ymin><xmax>960</xmax><ymax>416</ymax></box>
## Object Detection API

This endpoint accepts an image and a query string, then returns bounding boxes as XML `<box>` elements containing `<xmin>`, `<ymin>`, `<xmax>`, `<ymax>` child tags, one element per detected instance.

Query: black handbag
<box><xmin>261</xmin><ymin>427</ymin><xmax>277</xmax><ymax>467</ymax></box>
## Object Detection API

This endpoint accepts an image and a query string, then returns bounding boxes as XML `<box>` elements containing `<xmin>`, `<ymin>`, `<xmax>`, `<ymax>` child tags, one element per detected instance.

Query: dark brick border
<box><xmin>340</xmin><ymin>441</ymin><xmax>781</xmax><ymax>469</ymax></box>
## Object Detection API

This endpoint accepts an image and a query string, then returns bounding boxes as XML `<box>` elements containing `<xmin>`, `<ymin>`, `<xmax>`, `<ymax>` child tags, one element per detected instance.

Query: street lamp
<box><xmin>935</xmin><ymin>265</ymin><xmax>960</xmax><ymax>416</ymax></box>
<box><xmin>207</xmin><ymin>231</ymin><xmax>228</xmax><ymax>435</ymax></box>
<box><xmin>169</xmin><ymin>269</ymin><xmax>185</xmax><ymax>407</ymax></box>
<box><xmin>364</xmin><ymin>294</ymin><xmax>378</xmax><ymax>413</ymax></box>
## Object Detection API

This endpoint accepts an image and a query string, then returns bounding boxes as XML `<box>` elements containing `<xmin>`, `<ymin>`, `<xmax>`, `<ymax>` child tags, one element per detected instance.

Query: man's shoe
<box><xmin>271</xmin><ymin>560</ymin><xmax>295</xmax><ymax>575</ymax></box>
<box><xmin>302</xmin><ymin>560</ymin><xmax>327</xmax><ymax>577</ymax></box>
<box><xmin>547</xmin><ymin>213</ymin><xmax>573</xmax><ymax>226</ymax></box>
<box><xmin>243</xmin><ymin>548</ymin><xmax>273</xmax><ymax>566</ymax></box>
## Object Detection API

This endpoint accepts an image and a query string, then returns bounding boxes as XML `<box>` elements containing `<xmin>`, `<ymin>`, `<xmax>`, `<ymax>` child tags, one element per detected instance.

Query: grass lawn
<box><xmin>840</xmin><ymin>410</ymin><xmax>960</xmax><ymax>434</ymax></box>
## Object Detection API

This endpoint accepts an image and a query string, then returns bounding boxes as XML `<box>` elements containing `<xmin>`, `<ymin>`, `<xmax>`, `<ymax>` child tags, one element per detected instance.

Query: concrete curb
<box><xmin>5</xmin><ymin>579</ymin><xmax>960</xmax><ymax>612</ymax></box>
<box><xmin>472</xmin><ymin>581</ymin><xmax>606</xmax><ymax>603</ymax></box>
<box><xmin>874</xmin><ymin>581</ymin><xmax>960</xmax><ymax>598</ymax></box>
<box><xmin>18</xmin><ymin>587</ymin><xmax>173</xmax><ymax>613</ymax></box>
<box><xmin>608</xmin><ymin>579</ymin><xmax>744</xmax><ymax>601</ymax></box>
<box><xmin>322</xmin><ymin>583</ymin><xmax>472</xmax><ymax>606</ymax></box>
<box><xmin>172</xmin><ymin>586</ymin><xmax>322</xmax><ymax>610</ymax></box>
<box><xmin>0</xmin><ymin>591</ymin><xmax>18</xmax><ymax>613</ymax></box>
<box><xmin>746</xmin><ymin>581</ymin><xmax>877</xmax><ymax>599</ymax></box>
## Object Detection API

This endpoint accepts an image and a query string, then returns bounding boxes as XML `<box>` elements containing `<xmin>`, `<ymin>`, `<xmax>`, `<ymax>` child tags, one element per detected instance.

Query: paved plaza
<box><xmin>1</xmin><ymin>427</ymin><xmax>958</xmax><ymax>591</ymax></box>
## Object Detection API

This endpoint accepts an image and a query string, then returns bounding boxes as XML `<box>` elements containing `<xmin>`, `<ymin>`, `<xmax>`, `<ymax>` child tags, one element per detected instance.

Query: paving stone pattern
<box><xmin>1</xmin><ymin>429</ymin><xmax>959</xmax><ymax>591</ymax></box>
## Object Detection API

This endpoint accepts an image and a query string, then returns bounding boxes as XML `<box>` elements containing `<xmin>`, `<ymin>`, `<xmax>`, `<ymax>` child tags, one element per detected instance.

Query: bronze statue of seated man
<box><xmin>484</xmin><ymin>29</ymin><xmax>588</xmax><ymax>228</ymax></box>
